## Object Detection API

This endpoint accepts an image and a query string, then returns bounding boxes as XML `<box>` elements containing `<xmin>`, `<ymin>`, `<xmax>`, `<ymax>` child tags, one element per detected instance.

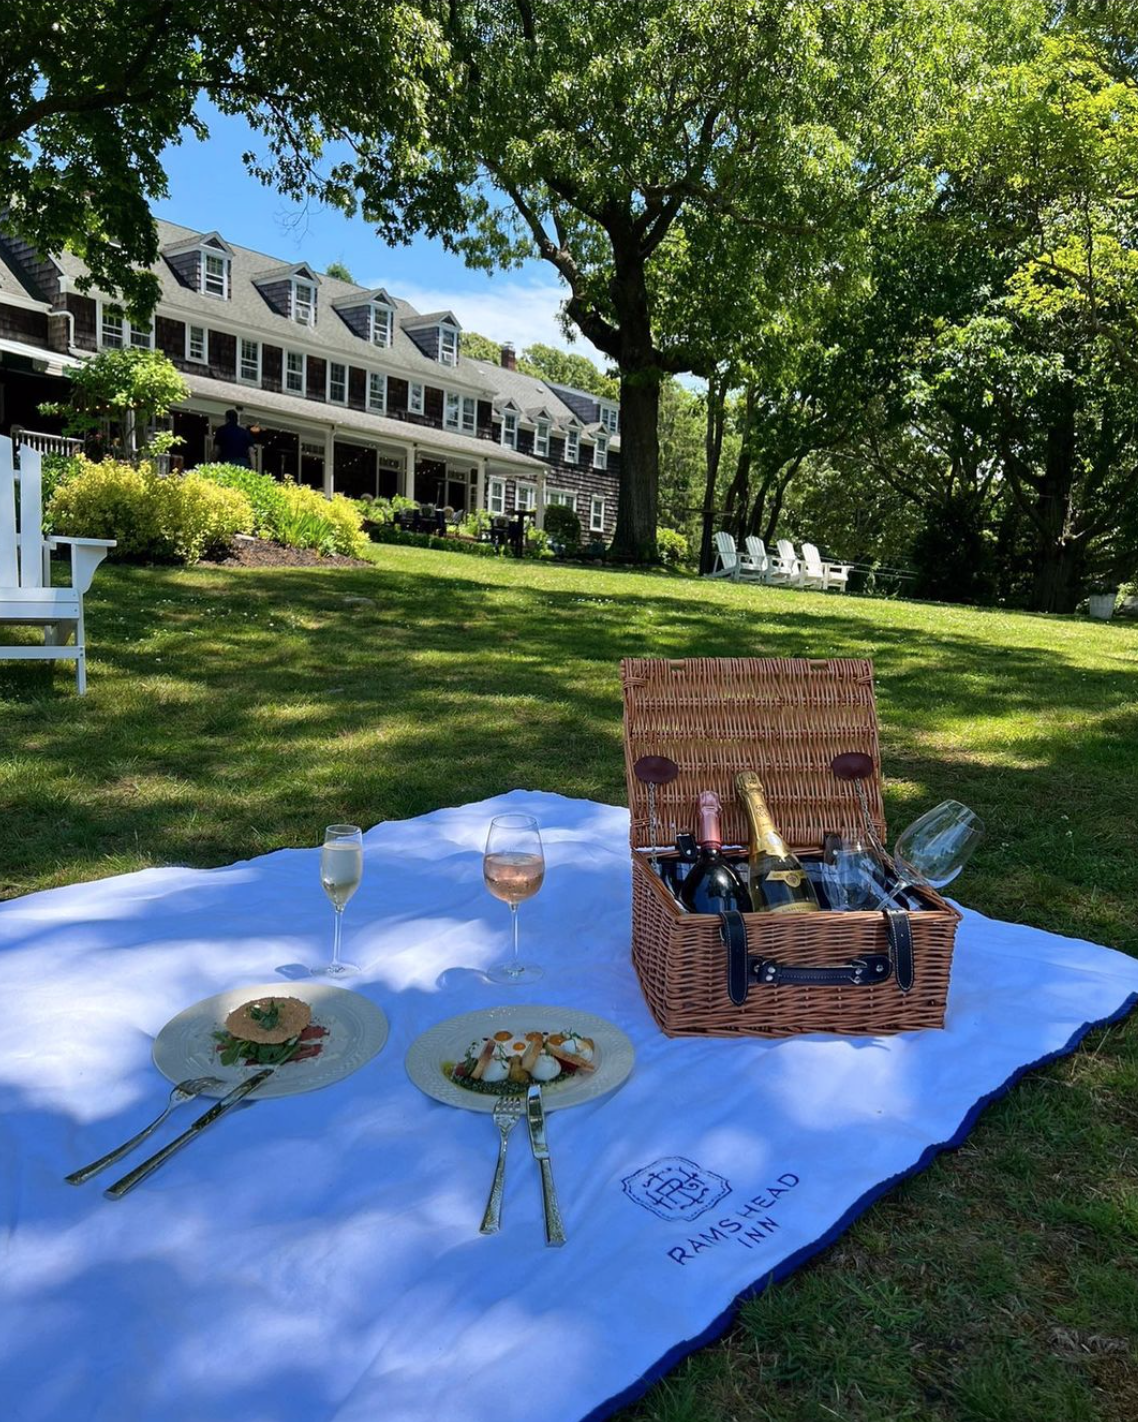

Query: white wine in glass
<box><xmin>484</xmin><ymin>814</ymin><xmax>545</xmax><ymax>984</ymax></box>
<box><xmin>312</xmin><ymin>824</ymin><xmax>363</xmax><ymax>977</ymax></box>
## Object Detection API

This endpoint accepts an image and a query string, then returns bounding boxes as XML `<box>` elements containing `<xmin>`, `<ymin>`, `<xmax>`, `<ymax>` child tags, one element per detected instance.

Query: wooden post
<box><xmin>402</xmin><ymin>444</ymin><xmax>416</xmax><ymax>502</ymax></box>
<box><xmin>475</xmin><ymin>458</ymin><xmax>486</xmax><ymax>511</ymax></box>
<box><xmin>536</xmin><ymin>468</ymin><xmax>548</xmax><ymax>530</ymax></box>
<box><xmin>323</xmin><ymin>425</ymin><xmax>335</xmax><ymax>499</ymax></box>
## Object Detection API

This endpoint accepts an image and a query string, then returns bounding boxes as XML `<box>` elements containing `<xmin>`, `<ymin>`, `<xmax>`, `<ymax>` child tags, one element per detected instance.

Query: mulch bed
<box><xmin>202</xmin><ymin>537</ymin><xmax>372</xmax><ymax>569</ymax></box>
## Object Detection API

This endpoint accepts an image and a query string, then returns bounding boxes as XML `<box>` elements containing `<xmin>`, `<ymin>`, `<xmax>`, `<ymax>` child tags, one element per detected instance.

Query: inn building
<box><xmin>0</xmin><ymin>220</ymin><xmax>620</xmax><ymax>535</ymax></box>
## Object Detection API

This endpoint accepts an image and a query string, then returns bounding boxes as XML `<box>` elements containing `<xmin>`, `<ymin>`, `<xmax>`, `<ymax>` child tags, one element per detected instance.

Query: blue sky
<box><xmin>153</xmin><ymin>105</ymin><xmax>587</xmax><ymax>359</ymax></box>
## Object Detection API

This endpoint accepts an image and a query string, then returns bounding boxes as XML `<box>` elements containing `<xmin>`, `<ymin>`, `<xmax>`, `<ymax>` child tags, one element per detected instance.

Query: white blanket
<box><xmin>1</xmin><ymin>790</ymin><xmax>1135</xmax><ymax>1422</ymax></box>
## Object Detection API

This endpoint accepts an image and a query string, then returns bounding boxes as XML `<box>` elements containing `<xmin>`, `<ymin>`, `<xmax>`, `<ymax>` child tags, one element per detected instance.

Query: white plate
<box><xmin>153</xmin><ymin>982</ymin><xmax>389</xmax><ymax>1099</ymax></box>
<box><xmin>405</xmin><ymin>1004</ymin><xmax>635</xmax><ymax>1113</ymax></box>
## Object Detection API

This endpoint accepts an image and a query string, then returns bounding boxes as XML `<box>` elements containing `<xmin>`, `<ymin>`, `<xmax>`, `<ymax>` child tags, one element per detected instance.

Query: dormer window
<box><xmin>599</xmin><ymin>405</ymin><xmax>619</xmax><ymax>435</ymax></box>
<box><xmin>594</xmin><ymin>434</ymin><xmax>608</xmax><ymax>470</ymax></box>
<box><xmin>439</xmin><ymin>324</ymin><xmax>459</xmax><ymax>366</ymax></box>
<box><xmin>565</xmin><ymin>429</ymin><xmax>579</xmax><ymax>464</ymax></box>
<box><xmin>534</xmin><ymin>420</ymin><xmax>550</xmax><ymax>458</ymax></box>
<box><xmin>370</xmin><ymin>304</ymin><xmax>394</xmax><ymax>348</ymax></box>
<box><xmin>202</xmin><ymin>251</ymin><xmax>230</xmax><ymax>299</ymax></box>
<box><xmin>501</xmin><ymin>411</ymin><xmax>518</xmax><ymax>449</ymax></box>
<box><xmin>292</xmin><ymin>278</ymin><xmax>317</xmax><ymax>326</ymax></box>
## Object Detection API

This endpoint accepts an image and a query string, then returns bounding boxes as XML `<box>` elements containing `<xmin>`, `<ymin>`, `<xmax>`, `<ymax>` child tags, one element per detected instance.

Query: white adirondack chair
<box><xmin>802</xmin><ymin>541</ymin><xmax>853</xmax><ymax>593</ymax></box>
<box><xmin>707</xmin><ymin>531</ymin><xmax>762</xmax><ymax>581</ymax></box>
<box><xmin>0</xmin><ymin>437</ymin><xmax>115</xmax><ymax>694</ymax></box>
<box><xmin>775</xmin><ymin>539</ymin><xmax>814</xmax><ymax>589</ymax></box>
<box><xmin>747</xmin><ymin>535</ymin><xmax>795</xmax><ymax>586</ymax></box>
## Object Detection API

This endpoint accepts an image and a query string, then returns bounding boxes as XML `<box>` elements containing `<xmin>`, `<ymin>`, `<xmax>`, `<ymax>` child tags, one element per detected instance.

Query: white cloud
<box><xmin>370</xmin><ymin>273</ymin><xmax>605</xmax><ymax>362</ymax></box>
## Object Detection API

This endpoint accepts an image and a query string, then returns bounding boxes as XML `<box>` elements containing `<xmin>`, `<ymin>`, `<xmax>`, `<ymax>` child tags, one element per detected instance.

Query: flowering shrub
<box><xmin>195</xmin><ymin>464</ymin><xmax>368</xmax><ymax>556</ymax></box>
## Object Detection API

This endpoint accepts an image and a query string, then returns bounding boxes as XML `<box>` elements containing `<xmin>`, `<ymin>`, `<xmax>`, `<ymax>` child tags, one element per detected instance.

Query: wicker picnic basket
<box><xmin>621</xmin><ymin>657</ymin><xmax>960</xmax><ymax>1037</ymax></box>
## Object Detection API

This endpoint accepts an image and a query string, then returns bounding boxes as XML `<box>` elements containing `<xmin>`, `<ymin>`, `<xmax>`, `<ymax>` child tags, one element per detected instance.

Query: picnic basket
<box><xmin>621</xmin><ymin>657</ymin><xmax>960</xmax><ymax>1037</ymax></box>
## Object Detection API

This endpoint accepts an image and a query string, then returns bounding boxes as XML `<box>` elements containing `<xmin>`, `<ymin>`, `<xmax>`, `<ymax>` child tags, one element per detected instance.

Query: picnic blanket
<box><xmin>1</xmin><ymin>789</ymin><xmax>1135</xmax><ymax>1422</ymax></box>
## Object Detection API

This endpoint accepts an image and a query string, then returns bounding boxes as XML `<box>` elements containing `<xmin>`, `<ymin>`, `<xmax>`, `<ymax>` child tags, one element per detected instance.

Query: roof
<box><xmin>0</xmin><ymin>248</ymin><xmax>45</xmax><ymax>305</ymax></box>
<box><xmin>250</xmin><ymin>262</ymin><xmax>321</xmax><ymax>286</ymax></box>
<box><xmin>179</xmin><ymin>369</ymin><xmax>549</xmax><ymax>470</ymax></box>
<box><xmin>401</xmin><ymin>310</ymin><xmax>460</xmax><ymax>329</ymax></box>
<box><xmin>467</xmin><ymin>360</ymin><xmax>580</xmax><ymax>428</ymax></box>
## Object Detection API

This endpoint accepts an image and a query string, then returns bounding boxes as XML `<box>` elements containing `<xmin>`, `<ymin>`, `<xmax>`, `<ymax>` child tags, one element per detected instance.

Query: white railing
<box><xmin>10</xmin><ymin>427</ymin><xmax>82</xmax><ymax>458</ymax></box>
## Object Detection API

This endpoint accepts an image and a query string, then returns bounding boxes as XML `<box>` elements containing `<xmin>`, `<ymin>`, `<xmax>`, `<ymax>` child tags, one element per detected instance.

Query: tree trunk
<box><xmin>610</xmin><ymin>375</ymin><xmax>660</xmax><ymax>561</ymax></box>
<box><xmin>698</xmin><ymin>371</ymin><xmax>727</xmax><ymax>574</ymax></box>
<box><xmin>1029</xmin><ymin>402</ymin><xmax>1080</xmax><ymax>613</ymax></box>
<box><xmin>723</xmin><ymin>384</ymin><xmax>755</xmax><ymax>543</ymax></box>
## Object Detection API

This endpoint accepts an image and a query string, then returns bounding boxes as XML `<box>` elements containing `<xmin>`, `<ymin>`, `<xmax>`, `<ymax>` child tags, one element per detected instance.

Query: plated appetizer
<box><xmin>448</xmin><ymin>1027</ymin><xmax>597</xmax><ymax>1096</ymax></box>
<box><xmin>212</xmin><ymin>995</ymin><xmax>329</xmax><ymax>1067</ymax></box>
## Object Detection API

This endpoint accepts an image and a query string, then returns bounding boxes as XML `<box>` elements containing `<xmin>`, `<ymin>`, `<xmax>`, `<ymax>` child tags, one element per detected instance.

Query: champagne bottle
<box><xmin>678</xmin><ymin>791</ymin><xmax>752</xmax><ymax>914</ymax></box>
<box><xmin>735</xmin><ymin>771</ymin><xmax>819</xmax><ymax>914</ymax></box>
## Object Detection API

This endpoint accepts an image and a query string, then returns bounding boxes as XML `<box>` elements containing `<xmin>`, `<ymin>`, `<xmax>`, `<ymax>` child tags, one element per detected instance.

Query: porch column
<box><xmin>323</xmin><ymin>424</ymin><xmax>336</xmax><ymax>499</ymax></box>
<box><xmin>400</xmin><ymin>443</ymin><xmax>416</xmax><ymax>501</ymax></box>
<box><xmin>535</xmin><ymin>467</ymin><xmax>548</xmax><ymax>530</ymax></box>
<box><xmin>475</xmin><ymin>457</ymin><xmax>487</xmax><ymax>512</ymax></box>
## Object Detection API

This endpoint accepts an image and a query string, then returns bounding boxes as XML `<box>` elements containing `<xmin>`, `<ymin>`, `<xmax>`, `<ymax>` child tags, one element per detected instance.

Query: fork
<box><xmin>479</xmin><ymin>1094</ymin><xmax>525</xmax><ymax>1235</ymax></box>
<box><xmin>65</xmin><ymin>1076</ymin><xmax>225</xmax><ymax>1185</ymax></box>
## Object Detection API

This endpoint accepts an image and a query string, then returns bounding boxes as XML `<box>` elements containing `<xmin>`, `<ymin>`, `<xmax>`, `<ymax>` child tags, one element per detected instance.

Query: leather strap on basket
<box><xmin>719</xmin><ymin>910</ymin><xmax>750</xmax><ymax>1006</ymax></box>
<box><xmin>883</xmin><ymin>910</ymin><xmax>915</xmax><ymax>994</ymax></box>
<box><xmin>749</xmin><ymin>954</ymin><xmax>892</xmax><ymax>988</ymax></box>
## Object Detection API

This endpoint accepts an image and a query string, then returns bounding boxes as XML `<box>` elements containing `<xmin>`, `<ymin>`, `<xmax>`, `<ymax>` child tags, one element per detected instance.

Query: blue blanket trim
<box><xmin>581</xmin><ymin>990</ymin><xmax>1138</xmax><ymax>1422</ymax></box>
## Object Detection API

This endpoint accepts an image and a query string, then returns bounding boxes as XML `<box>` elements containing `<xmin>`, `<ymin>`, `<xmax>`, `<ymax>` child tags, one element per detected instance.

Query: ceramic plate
<box><xmin>405</xmin><ymin>1004</ymin><xmax>635</xmax><ymax>1113</ymax></box>
<box><xmin>153</xmin><ymin>981</ymin><xmax>389</xmax><ymax>1099</ymax></box>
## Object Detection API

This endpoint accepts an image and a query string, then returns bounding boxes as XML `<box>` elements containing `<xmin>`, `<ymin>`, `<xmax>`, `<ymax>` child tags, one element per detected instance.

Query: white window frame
<box><xmin>285</xmin><ymin>349</ymin><xmax>307</xmax><ymax>395</ymax></box>
<box><xmin>98</xmin><ymin>303</ymin><xmax>153</xmax><ymax>351</ymax></box>
<box><xmin>327</xmin><ymin>361</ymin><xmax>348</xmax><ymax>405</ymax></box>
<box><xmin>501</xmin><ymin>411</ymin><xmax>518</xmax><ymax>449</ymax></box>
<box><xmin>291</xmin><ymin>278</ymin><xmax>317</xmax><ymax>326</ymax></box>
<box><xmin>438</xmin><ymin>323</ymin><xmax>459</xmax><ymax>365</ymax></box>
<box><xmin>185</xmin><ymin>324</ymin><xmax>208</xmax><ymax>364</ymax></box>
<box><xmin>589</xmin><ymin>494</ymin><xmax>606</xmax><ymax>534</ymax></box>
<box><xmin>444</xmin><ymin>391</ymin><xmax>461</xmax><ymax>431</ymax></box>
<box><xmin>487</xmin><ymin>478</ymin><xmax>506</xmax><ymax>515</ymax></box>
<box><xmin>548</xmin><ymin>489</ymin><xmax>578</xmax><ymax>511</ymax></box>
<box><xmin>367</xmin><ymin>371</ymin><xmax>387</xmax><ymax>414</ymax></box>
<box><xmin>238</xmin><ymin>338</ymin><xmax>261</xmax><ymax>386</ymax></box>
<box><xmin>565</xmin><ymin>428</ymin><xmax>579</xmax><ymax>464</ymax></box>
<box><xmin>460</xmin><ymin>395</ymin><xmax>476</xmax><ymax>435</ymax></box>
<box><xmin>593</xmin><ymin>434</ymin><xmax>608</xmax><ymax>470</ymax></box>
<box><xmin>370</xmin><ymin>304</ymin><xmax>394</xmax><ymax>348</ymax></box>
<box><xmin>599</xmin><ymin>404</ymin><xmax>619</xmax><ymax>435</ymax></box>
<box><xmin>201</xmin><ymin>251</ymin><xmax>230</xmax><ymax>299</ymax></box>
<box><xmin>128</xmin><ymin>316</ymin><xmax>153</xmax><ymax>350</ymax></box>
<box><xmin>408</xmin><ymin>381</ymin><xmax>424</xmax><ymax>415</ymax></box>
<box><xmin>515</xmin><ymin>481</ymin><xmax>537</xmax><ymax>512</ymax></box>
<box><xmin>534</xmin><ymin>419</ymin><xmax>550</xmax><ymax>457</ymax></box>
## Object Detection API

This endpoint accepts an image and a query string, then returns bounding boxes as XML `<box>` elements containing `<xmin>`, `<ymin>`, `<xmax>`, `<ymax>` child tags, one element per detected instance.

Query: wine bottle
<box><xmin>735</xmin><ymin>771</ymin><xmax>820</xmax><ymax>915</ymax></box>
<box><xmin>677</xmin><ymin>791</ymin><xmax>752</xmax><ymax>914</ymax></box>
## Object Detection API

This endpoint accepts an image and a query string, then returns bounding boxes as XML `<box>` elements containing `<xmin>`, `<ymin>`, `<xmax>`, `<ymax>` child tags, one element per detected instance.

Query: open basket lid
<box><xmin>621</xmin><ymin>657</ymin><xmax>886</xmax><ymax>851</ymax></box>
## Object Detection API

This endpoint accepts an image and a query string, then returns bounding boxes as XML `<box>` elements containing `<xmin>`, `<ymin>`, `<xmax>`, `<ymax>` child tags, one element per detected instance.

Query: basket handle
<box><xmin>717</xmin><ymin>909</ymin><xmax>914</xmax><ymax>999</ymax></box>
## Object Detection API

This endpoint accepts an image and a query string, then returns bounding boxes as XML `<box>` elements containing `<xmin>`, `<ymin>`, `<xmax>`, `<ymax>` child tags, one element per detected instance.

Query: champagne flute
<box><xmin>312</xmin><ymin>824</ymin><xmax>362</xmax><ymax>977</ymax></box>
<box><xmin>483</xmin><ymin>814</ymin><xmax>545</xmax><ymax>984</ymax></box>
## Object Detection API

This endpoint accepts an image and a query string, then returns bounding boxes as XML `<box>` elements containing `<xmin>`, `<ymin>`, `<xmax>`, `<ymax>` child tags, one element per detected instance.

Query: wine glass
<box><xmin>483</xmin><ymin>813</ymin><xmax>545</xmax><ymax>984</ymax></box>
<box><xmin>820</xmin><ymin>836</ymin><xmax>881</xmax><ymax>911</ymax></box>
<box><xmin>888</xmin><ymin>800</ymin><xmax>985</xmax><ymax>903</ymax></box>
<box><xmin>312</xmin><ymin>824</ymin><xmax>362</xmax><ymax>977</ymax></box>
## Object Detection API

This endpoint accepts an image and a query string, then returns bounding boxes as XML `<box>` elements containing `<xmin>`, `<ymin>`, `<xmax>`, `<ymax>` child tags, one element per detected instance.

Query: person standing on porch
<box><xmin>213</xmin><ymin>410</ymin><xmax>257</xmax><ymax>467</ymax></box>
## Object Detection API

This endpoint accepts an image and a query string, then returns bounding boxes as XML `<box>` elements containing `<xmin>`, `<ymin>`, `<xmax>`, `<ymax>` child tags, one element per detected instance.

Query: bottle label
<box><xmin>766</xmin><ymin>869</ymin><xmax>804</xmax><ymax>888</ymax></box>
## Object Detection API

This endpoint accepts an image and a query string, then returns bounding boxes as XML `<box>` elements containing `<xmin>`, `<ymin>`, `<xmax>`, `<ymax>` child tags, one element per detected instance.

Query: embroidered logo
<box><xmin>622</xmin><ymin>1156</ymin><xmax>731</xmax><ymax>1222</ymax></box>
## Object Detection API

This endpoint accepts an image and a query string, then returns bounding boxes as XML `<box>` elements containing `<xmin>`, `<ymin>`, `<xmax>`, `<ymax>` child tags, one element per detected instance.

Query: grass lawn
<box><xmin>3</xmin><ymin>544</ymin><xmax>1137</xmax><ymax>1420</ymax></box>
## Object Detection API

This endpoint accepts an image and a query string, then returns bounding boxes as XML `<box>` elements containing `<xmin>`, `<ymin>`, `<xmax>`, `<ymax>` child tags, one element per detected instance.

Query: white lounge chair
<box><xmin>0</xmin><ymin>438</ymin><xmax>115</xmax><ymax>694</ymax></box>
<box><xmin>775</xmin><ymin>539</ymin><xmax>818</xmax><ymax>589</ymax></box>
<box><xmin>707</xmin><ymin>531</ymin><xmax>763</xmax><ymax>581</ymax></box>
<box><xmin>802</xmin><ymin>542</ymin><xmax>853</xmax><ymax>593</ymax></box>
<box><xmin>747</xmin><ymin>535</ymin><xmax>796</xmax><ymax>586</ymax></box>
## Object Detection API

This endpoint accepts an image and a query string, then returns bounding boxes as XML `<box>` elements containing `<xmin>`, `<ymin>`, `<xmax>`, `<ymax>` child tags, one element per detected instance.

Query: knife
<box><xmin>526</xmin><ymin>1084</ymin><xmax>566</xmax><ymax>1247</ymax></box>
<box><xmin>104</xmin><ymin>1069</ymin><xmax>274</xmax><ymax>1199</ymax></box>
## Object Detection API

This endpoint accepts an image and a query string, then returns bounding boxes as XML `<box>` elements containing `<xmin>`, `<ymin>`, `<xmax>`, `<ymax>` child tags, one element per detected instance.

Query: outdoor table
<box><xmin>2</xmin><ymin>790</ymin><xmax>1136</xmax><ymax>1422</ymax></box>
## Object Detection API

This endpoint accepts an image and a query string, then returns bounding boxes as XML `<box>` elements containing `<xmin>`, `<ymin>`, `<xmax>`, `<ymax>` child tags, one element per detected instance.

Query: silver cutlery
<box><xmin>65</xmin><ymin>1076</ymin><xmax>226</xmax><ymax>1186</ymax></box>
<box><xmin>479</xmin><ymin>1094</ymin><xmax>525</xmax><ymax>1235</ymax></box>
<box><xmin>526</xmin><ymin>1084</ymin><xmax>566</xmax><ymax>1247</ymax></box>
<box><xmin>103</xmin><ymin>1069</ymin><xmax>274</xmax><ymax>1199</ymax></box>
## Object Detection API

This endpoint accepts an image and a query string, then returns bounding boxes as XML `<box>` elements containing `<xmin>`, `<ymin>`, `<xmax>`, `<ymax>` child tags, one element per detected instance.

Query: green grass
<box><xmin>3</xmin><ymin>545</ymin><xmax>1137</xmax><ymax>1420</ymax></box>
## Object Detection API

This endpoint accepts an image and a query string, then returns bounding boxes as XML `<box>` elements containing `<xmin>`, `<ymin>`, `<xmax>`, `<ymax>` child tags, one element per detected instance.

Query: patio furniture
<box><xmin>775</xmin><ymin>539</ymin><xmax>823</xmax><ymax>590</ymax></box>
<box><xmin>706</xmin><ymin>531</ymin><xmax>762</xmax><ymax>581</ymax></box>
<box><xmin>802</xmin><ymin>542</ymin><xmax>853</xmax><ymax>593</ymax></box>
<box><xmin>489</xmin><ymin>515</ymin><xmax>511</xmax><ymax>553</ymax></box>
<box><xmin>0</xmin><ymin>437</ymin><xmax>115</xmax><ymax>694</ymax></box>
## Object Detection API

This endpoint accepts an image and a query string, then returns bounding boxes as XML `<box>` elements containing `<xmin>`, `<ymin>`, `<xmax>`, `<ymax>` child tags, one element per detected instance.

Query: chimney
<box><xmin>500</xmin><ymin>342</ymin><xmax>517</xmax><ymax>371</ymax></box>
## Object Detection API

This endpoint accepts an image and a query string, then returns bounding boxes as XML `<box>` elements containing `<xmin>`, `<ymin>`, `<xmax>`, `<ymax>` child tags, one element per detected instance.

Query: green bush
<box><xmin>38</xmin><ymin>454</ymin><xmax>83</xmax><ymax>531</ymax></box>
<box><xmin>194</xmin><ymin>464</ymin><xmax>367</xmax><ymax>557</ymax></box>
<box><xmin>367</xmin><ymin>525</ymin><xmax>502</xmax><ymax>558</ymax></box>
<box><xmin>656</xmin><ymin>527</ymin><xmax>689</xmax><ymax>566</ymax></box>
<box><xmin>47</xmin><ymin>456</ymin><xmax>253</xmax><ymax>563</ymax></box>
<box><xmin>459</xmin><ymin>508</ymin><xmax>492</xmax><ymax>539</ymax></box>
<box><xmin>544</xmin><ymin>503</ymin><xmax>582</xmax><ymax>552</ymax></box>
<box><xmin>194</xmin><ymin>463</ymin><xmax>288</xmax><ymax>537</ymax></box>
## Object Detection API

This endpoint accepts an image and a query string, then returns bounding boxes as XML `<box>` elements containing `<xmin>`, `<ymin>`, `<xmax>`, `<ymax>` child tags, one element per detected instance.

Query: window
<box><xmin>327</xmin><ymin>361</ymin><xmax>347</xmax><ymax>404</ymax></box>
<box><xmin>487</xmin><ymin>478</ymin><xmax>506</xmax><ymax>515</ymax></box>
<box><xmin>515</xmin><ymin>482</ymin><xmax>537</xmax><ymax>512</ymax></box>
<box><xmin>590</xmin><ymin>494</ymin><xmax>606</xmax><ymax>534</ymax></box>
<box><xmin>549</xmin><ymin>489</ymin><xmax>577</xmax><ymax>511</ymax></box>
<box><xmin>128</xmin><ymin>318</ymin><xmax>153</xmax><ymax>350</ymax></box>
<box><xmin>600</xmin><ymin>405</ymin><xmax>619</xmax><ymax>435</ymax></box>
<box><xmin>285</xmin><ymin>350</ymin><xmax>306</xmax><ymax>395</ymax></box>
<box><xmin>292</xmin><ymin>279</ymin><xmax>316</xmax><ymax>326</ymax></box>
<box><xmin>367</xmin><ymin>371</ymin><xmax>387</xmax><ymax>414</ymax></box>
<box><xmin>408</xmin><ymin>381</ymin><xmax>424</xmax><ymax>415</ymax></box>
<box><xmin>565</xmin><ymin>428</ymin><xmax>579</xmax><ymax>464</ymax></box>
<box><xmin>445</xmin><ymin>392</ymin><xmax>476</xmax><ymax>434</ymax></box>
<box><xmin>371</xmin><ymin>305</ymin><xmax>394</xmax><ymax>347</ymax></box>
<box><xmin>202</xmin><ymin>251</ymin><xmax>230</xmax><ymax>299</ymax></box>
<box><xmin>501</xmin><ymin>411</ymin><xmax>518</xmax><ymax>449</ymax></box>
<box><xmin>238</xmin><ymin>338</ymin><xmax>261</xmax><ymax>385</ymax></box>
<box><xmin>98</xmin><ymin>305</ymin><xmax>152</xmax><ymax>350</ymax></box>
<box><xmin>439</xmin><ymin>324</ymin><xmax>459</xmax><ymax>365</ymax></box>
<box><xmin>534</xmin><ymin>420</ymin><xmax>550</xmax><ymax>457</ymax></box>
<box><xmin>594</xmin><ymin>433</ymin><xmax>608</xmax><ymax>470</ymax></box>
<box><xmin>186</xmin><ymin>324</ymin><xmax>208</xmax><ymax>363</ymax></box>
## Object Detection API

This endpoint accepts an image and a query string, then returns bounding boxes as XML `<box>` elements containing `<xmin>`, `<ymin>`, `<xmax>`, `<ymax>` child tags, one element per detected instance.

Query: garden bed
<box><xmin>202</xmin><ymin>536</ymin><xmax>371</xmax><ymax>569</ymax></box>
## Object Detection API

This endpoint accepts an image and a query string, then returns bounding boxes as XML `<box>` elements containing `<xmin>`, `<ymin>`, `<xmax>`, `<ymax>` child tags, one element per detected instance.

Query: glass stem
<box><xmin>510</xmin><ymin>902</ymin><xmax>520</xmax><ymax>972</ymax></box>
<box><xmin>332</xmin><ymin>905</ymin><xmax>344</xmax><ymax>969</ymax></box>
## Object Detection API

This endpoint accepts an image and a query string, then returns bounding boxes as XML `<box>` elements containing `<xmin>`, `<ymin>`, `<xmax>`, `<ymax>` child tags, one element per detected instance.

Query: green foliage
<box><xmin>654</xmin><ymin>526</ymin><xmax>689</xmax><ymax>566</ymax></box>
<box><xmin>194</xmin><ymin>463</ymin><xmax>288</xmax><ymax>537</ymax></box>
<box><xmin>543</xmin><ymin>503</ymin><xmax>582</xmax><ymax>553</ymax></box>
<box><xmin>193</xmin><ymin>464</ymin><xmax>367</xmax><ymax>556</ymax></box>
<box><xmin>366</xmin><ymin>525</ymin><xmax>502</xmax><ymax>558</ymax></box>
<box><xmin>459</xmin><ymin>508</ymin><xmax>492</xmax><ymax>539</ymax></box>
<box><xmin>459</xmin><ymin>331</ymin><xmax>507</xmax><ymax>365</ymax></box>
<box><xmin>47</xmin><ymin>456</ymin><xmax>252</xmax><ymax>562</ymax></box>
<box><xmin>525</xmin><ymin>525</ymin><xmax>552</xmax><ymax>558</ymax></box>
<box><xmin>39</xmin><ymin>347</ymin><xmax>188</xmax><ymax>452</ymax></box>
<box><xmin>324</xmin><ymin>260</ymin><xmax>354</xmax><ymax>283</ymax></box>
<box><xmin>517</xmin><ymin>344</ymin><xmax>618</xmax><ymax>401</ymax></box>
